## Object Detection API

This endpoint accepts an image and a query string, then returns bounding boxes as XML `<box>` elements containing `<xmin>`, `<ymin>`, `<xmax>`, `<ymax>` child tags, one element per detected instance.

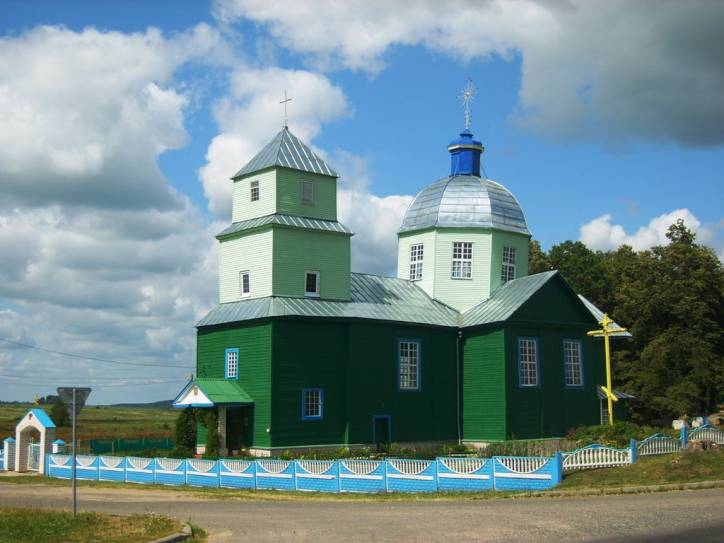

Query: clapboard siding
<box><xmin>196</xmin><ymin>322</ymin><xmax>273</xmax><ymax>448</ymax></box>
<box><xmin>218</xmin><ymin>229</ymin><xmax>273</xmax><ymax>303</ymax></box>
<box><xmin>489</xmin><ymin>231</ymin><xmax>530</xmax><ymax>292</ymax></box>
<box><xmin>276</xmin><ymin>168</ymin><xmax>337</xmax><ymax>220</ymax></box>
<box><xmin>397</xmin><ymin>230</ymin><xmax>436</xmax><ymax>297</ymax></box>
<box><xmin>232</xmin><ymin>169</ymin><xmax>276</xmax><ymax>223</ymax></box>
<box><xmin>462</xmin><ymin>329</ymin><xmax>506</xmax><ymax>441</ymax></box>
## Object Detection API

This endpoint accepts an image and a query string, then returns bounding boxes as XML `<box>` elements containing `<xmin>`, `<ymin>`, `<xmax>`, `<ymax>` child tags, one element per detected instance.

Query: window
<box><xmin>563</xmin><ymin>340</ymin><xmax>583</xmax><ymax>387</ymax></box>
<box><xmin>518</xmin><ymin>338</ymin><xmax>539</xmax><ymax>387</ymax></box>
<box><xmin>240</xmin><ymin>271</ymin><xmax>250</xmax><ymax>297</ymax></box>
<box><xmin>302</xmin><ymin>179</ymin><xmax>314</xmax><ymax>205</ymax></box>
<box><xmin>302</xmin><ymin>388</ymin><xmax>323</xmax><ymax>420</ymax></box>
<box><xmin>452</xmin><ymin>242</ymin><xmax>473</xmax><ymax>279</ymax></box>
<box><xmin>225</xmin><ymin>348</ymin><xmax>239</xmax><ymax>380</ymax></box>
<box><xmin>409</xmin><ymin>243</ymin><xmax>424</xmax><ymax>281</ymax></box>
<box><xmin>305</xmin><ymin>271</ymin><xmax>320</xmax><ymax>297</ymax></box>
<box><xmin>398</xmin><ymin>340</ymin><xmax>421</xmax><ymax>391</ymax></box>
<box><xmin>250</xmin><ymin>180</ymin><xmax>259</xmax><ymax>202</ymax></box>
<box><xmin>501</xmin><ymin>246</ymin><xmax>516</xmax><ymax>283</ymax></box>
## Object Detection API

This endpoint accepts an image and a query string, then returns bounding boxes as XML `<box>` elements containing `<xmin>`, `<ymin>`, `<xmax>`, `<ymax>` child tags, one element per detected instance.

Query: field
<box><xmin>0</xmin><ymin>404</ymin><xmax>176</xmax><ymax>443</ymax></box>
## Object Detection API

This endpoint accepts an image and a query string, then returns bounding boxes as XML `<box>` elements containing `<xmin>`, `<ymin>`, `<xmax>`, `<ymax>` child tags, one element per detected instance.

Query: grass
<box><xmin>2</xmin><ymin>450</ymin><xmax>722</xmax><ymax>501</ymax></box>
<box><xmin>0</xmin><ymin>404</ymin><xmax>175</xmax><ymax>444</ymax></box>
<box><xmin>560</xmin><ymin>449</ymin><xmax>724</xmax><ymax>489</ymax></box>
<box><xmin>0</xmin><ymin>508</ymin><xmax>203</xmax><ymax>543</ymax></box>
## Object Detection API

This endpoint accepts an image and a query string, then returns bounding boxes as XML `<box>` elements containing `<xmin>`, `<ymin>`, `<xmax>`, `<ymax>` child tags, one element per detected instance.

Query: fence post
<box><xmin>384</xmin><ymin>460</ymin><xmax>389</xmax><ymax>493</ymax></box>
<box><xmin>336</xmin><ymin>461</ymin><xmax>341</xmax><ymax>494</ymax></box>
<box><xmin>253</xmin><ymin>460</ymin><xmax>258</xmax><ymax>490</ymax></box>
<box><xmin>680</xmin><ymin>426</ymin><xmax>688</xmax><ymax>449</ymax></box>
<box><xmin>434</xmin><ymin>458</ymin><xmax>439</xmax><ymax>491</ymax></box>
<box><xmin>553</xmin><ymin>451</ymin><xmax>563</xmax><ymax>485</ymax></box>
<box><xmin>629</xmin><ymin>439</ymin><xmax>637</xmax><ymax>464</ymax></box>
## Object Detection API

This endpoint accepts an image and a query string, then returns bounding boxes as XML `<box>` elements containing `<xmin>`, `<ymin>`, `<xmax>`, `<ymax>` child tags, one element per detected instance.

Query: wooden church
<box><xmin>173</xmin><ymin>117</ymin><xmax>626</xmax><ymax>456</ymax></box>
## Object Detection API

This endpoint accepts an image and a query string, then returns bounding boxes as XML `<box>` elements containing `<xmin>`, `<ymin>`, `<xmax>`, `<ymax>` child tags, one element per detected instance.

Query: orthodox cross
<box><xmin>587</xmin><ymin>313</ymin><xmax>628</xmax><ymax>425</ymax></box>
<box><xmin>280</xmin><ymin>90</ymin><xmax>293</xmax><ymax>128</ymax></box>
<box><xmin>458</xmin><ymin>78</ymin><xmax>478</xmax><ymax>130</ymax></box>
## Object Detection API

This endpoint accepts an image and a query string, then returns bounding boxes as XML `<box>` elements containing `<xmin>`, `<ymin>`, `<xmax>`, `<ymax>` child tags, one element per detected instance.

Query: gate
<box><xmin>27</xmin><ymin>443</ymin><xmax>41</xmax><ymax>471</ymax></box>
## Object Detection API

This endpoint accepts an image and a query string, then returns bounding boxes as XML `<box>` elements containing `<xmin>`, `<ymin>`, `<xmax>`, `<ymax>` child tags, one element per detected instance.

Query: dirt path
<box><xmin>1</xmin><ymin>483</ymin><xmax>722</xmax><ymax>542</ymax></box>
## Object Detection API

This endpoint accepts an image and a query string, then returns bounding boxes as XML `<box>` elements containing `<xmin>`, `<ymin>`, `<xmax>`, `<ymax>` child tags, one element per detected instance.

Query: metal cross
<box><xmin>587</xmin><ymin>313</ymin><xmax>628</xmax><ymax>426</ymax></box>
<box><xmin>280</xmin><ymin>90</ymin><xmax>293</xmax><ymax>128</ymax></box>
<box><xmin>458</xmin><ymin>78</ymin><xmax>478</xmax><ymax>130</ymax></box>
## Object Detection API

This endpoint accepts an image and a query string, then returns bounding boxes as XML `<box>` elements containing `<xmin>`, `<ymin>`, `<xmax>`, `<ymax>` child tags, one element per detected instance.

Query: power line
<box><xmin>0</xmin><ymin>374</ymin><xmax>186</xmax><ymax>388</ymax></box>
<box><xmin>0</xmin><ymin>337</ymin><xmax>194</xmax><ymax>369</ymax></box>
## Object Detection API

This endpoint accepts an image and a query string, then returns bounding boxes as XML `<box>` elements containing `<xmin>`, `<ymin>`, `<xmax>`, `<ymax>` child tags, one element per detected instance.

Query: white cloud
<box><xmin>579</xmin><ymin>208</ymin><xmax>716</xmax><ymax>251</ymax></box>
<box><xmin>215</xmin><ymin>0</ymin><xmax>724</xmax><ymax>146</ymax></box>
<box><xmin>199</xmin><ymin>67</ymin><xmax>352</xmax><ymax>218</ymax></box>
<box><xmin>0</xmin><ymin>24</ymin><xmax>231</xmax><ymax>403</ymax></box>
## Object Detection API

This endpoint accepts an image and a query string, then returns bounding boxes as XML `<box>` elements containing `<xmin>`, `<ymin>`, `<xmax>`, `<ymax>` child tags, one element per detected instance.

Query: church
<box><xmin>173</xmin><ymin>110</ymin><xmax>626</xmax><ymax>456</ymax></box>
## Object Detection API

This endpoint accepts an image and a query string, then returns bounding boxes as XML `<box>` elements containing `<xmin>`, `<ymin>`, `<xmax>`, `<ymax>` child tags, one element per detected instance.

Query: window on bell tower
<box><xmin>250</xmin><ymin>180</ymin><xmax>259</xmax><ymax>202</ymax></box>
<box><xmin>302</xmin><ymin>179</ymin><xmax>314</xmax><ymax>205</ymax></box>
<box><xmin>409</xmin><ymin>243</ymin><xmax>424</xmax><ymax>281</ymax></box>
<box><xmin>501</xmin><ymin>246</ymin><xmax>516</xmax><ymax>283</ymax></box>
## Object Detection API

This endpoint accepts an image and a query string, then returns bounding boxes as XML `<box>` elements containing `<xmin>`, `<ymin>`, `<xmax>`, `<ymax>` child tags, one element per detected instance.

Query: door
<box><xmin>225</xmin><ymin>406</ymin><xmax>253</xmax><ymax>453</ymax></box>
<box><xmin>373</xmin><ymin>416</ymin><xmax>391</xmax><ymax>451</ymax></box>
<box><xmin>27</xmin><ymin>443</ymin><xmax>40</xmax><ymax>471</ymax></box>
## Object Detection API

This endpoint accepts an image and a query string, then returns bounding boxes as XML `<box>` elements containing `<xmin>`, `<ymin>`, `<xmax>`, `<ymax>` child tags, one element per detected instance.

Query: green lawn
<box><xmin>0</xmin><ymin>508</ymin><xmax>205</xmax><ymax>543</ymax></box>
<box><xmin>560</xmin><ymin>449</ymin><xmax>724</xmax><ymax>489</ymax></box>
<box><xmin>0</xmin><ymin>404</ymin><xmax>175</xmax><ymax>443</ymax></box>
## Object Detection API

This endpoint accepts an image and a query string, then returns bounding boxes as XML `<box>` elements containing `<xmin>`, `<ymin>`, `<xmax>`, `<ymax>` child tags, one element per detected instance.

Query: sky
<box><xmin>0</xmin><ymin>0</ymin><xmax>722</xmax><ymax>404</ymax></box>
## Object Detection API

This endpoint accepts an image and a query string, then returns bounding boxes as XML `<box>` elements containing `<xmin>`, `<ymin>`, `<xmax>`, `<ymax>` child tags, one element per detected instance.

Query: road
<box><xmin>1</xmin><ymin>483</ymin><xmax>722</xmax><ymax>542</ymax></box>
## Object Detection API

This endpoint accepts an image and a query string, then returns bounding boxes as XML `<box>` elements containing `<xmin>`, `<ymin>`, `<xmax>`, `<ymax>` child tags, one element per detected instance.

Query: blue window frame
<box><xmin>517</xmin><ymin>337</ymin><xmax>540</xmax><ymax>388</ymax></box>
<box><xmin>563</xmin><ymin>339</ymin><xmax>584</xmax><ymax>388</ymax></box>
<box><xmin>225</xmin><ymin>348</ymin><xmax>239</xmax><ymax>380</ymax></box>
<box><xmin>397</xmin><ymin>339</ymin><xmax>421</xmax><ymax>391</ymax></box>
<box><xmin>301</xmin><ymin>388</ymin><xmax>324</xmax><ymax>420</ymax></box>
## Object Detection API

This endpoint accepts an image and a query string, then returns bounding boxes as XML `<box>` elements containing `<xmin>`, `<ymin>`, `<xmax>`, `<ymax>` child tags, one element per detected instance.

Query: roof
<box><xmin>461</xmin><ymin>271</ymin><xmax>559</xmax><ymax>327</ymax></box>
<box><xmin>174</xmin><ymin>379</ymin><xmax>254</xmax><ymax>406</ymax></box>
<box><xmin>399</xmin><ymin>175</ymin><xmax>530</xmax><ymax>236</ymax></box>
<box><xmin>597</xmin><ymin>388</ymin><xmax>635</xmax><ymax>400</ymax></box>
<box><xmin>197</xmin><ymin>273</ymin><xmax>460</xmax><ymax>328</ymax></box>
<box><xmin>217</xmin><ymin>213</ymin><xmax>353</xmax><ymax>240</ymax></box>
<box><xmin>29</xmin><ymin>408</ymin><xmax>56</xmax><ymax>429</ymax></box>
<box><xmin>232</xmin><ymin>127</ymin><xmax>337</xmax><ymax>179</ymax></box>
<box><xmin>578</xmin><ymin>295</ymin><xmax>632</xmax><ymax>338</ymax></box>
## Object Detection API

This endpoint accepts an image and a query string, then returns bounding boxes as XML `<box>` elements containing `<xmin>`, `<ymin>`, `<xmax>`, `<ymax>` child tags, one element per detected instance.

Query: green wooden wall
<box><xmin>196</xmin><ymin>322</ymin><xmax>273</xmax><ymax>448</ymax></box>
<box><xmin>276</xmin><ymin>168</ymin><xmax>337</xmax><ymax>220</ymax></box>
<box><xmin>461</xmin><ymin>329</ymin><xmax>507</xmax><ymax>441</ymax></box>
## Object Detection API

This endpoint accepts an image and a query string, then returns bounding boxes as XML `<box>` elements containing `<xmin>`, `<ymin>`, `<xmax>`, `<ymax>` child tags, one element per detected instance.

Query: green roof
<box><xmin>197</xmin><ymin>270</ymin><xmax>620</xmax><ymax>331</ymax></box>
<box><xmin>232</xmin><ymin>127</ymin><xmax>338</xmax><ymax>179</ymax></box>
<box><xmin>216</xmin><ymin>213</ymin><xmax>353</xmax><ymax>240</ymax></box>
<box><xmin>195</xmin><ymin>379</ymin><xmax>254</xmax><ymax>404</ymax></box>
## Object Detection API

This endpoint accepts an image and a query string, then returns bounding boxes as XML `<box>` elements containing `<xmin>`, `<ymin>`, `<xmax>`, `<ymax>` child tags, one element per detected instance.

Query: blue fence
<box><xmin>45</xmin><ymin>453</ymin><xmax>562</xmax><ymax>493</ymax></box>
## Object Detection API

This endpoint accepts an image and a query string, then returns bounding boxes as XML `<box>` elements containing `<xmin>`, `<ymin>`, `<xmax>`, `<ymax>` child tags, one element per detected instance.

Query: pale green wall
<box><xmin>273</xmin><ymin>228</ymin><xmax>351</xmax><ymax>300</ymax></box>
<box><xmin>218</xmin><ymin>228</ymin><xmax>273</xmax><ymax>302</ymax></box>
<box><xmin>489</xmin><ymin>231</ymin><xmax>531</xmax><ymax>292</ymax></box>
<box><xmin>276</xmin><ymin>168</ymin><xmax>337</xmax><ymax>220</ymax></box>
<box><xmin>397</xmin><ymin>230</ymin><xmax>436</xmax><ymax>297</ymax></box>
<box><xmin>232</xmin><ymin>169</ymin><xmax>276</xmax><ymax>223</ymax></box>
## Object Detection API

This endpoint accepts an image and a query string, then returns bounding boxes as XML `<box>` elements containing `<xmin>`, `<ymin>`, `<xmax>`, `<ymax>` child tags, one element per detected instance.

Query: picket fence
<box><xmin>45</xmin><ymin>453</ymin><xmax>564</xmax><ymax>493</ymax></box>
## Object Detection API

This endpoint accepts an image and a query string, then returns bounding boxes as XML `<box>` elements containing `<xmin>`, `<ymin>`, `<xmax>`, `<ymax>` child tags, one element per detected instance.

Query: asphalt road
<box><xmin>1</xmin><ymin>483</ymin><xmax>722</xmax><ymax>542</ymax></box>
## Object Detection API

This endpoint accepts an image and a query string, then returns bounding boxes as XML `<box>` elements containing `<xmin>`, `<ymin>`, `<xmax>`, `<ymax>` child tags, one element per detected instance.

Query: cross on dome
<box><xmin>458</xmin><ymin>79</ymin><xmax>478</xmax><ymax>130</ymax></box>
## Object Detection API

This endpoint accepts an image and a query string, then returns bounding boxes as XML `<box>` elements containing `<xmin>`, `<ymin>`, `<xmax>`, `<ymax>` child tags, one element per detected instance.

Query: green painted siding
<box><xmin>196</xmin><ymin>322</ymin><xmax>273</xmax><ymax>448</ymax></box>
<box><xmin>489</xmin><ymin>231</ymin><xmax>530</xmax><ymax>292</ymax></box>
<box><xmin>397</xmin><ymin>230</ymin><xmax>436</xmax><ymax>296</ymax></box>
<box><xmin>218</xmin><ymin>228</ymin><xmax>273</xmax><ymax>302</ymax></box>
<box><xmin>232</xmin><ymin>169</ymin><xmax>276</xmax><ymax>222</ymax></box>
<box><xmin>272</xmin><ymin>228</ymin><xmax>351</xmax><ymax>300</ymax></box>
<box><xmin>276</xmin><ymin>168</ymin><xmax>337</xmax><ymax>220</ymax></box>
<box><xmin>271</xmin><ymin>320</ymin><xmax>348</xmax><ymax>447</ymax></box>
<box><xmin>346</xmin><ymin>322</ymin><xmax>458</xmax><ymax>444</ymax></box>
<box><xmin>462</xmin><ymin>329</ymin><xmax>506</xmax><ymax>441</ymax></box>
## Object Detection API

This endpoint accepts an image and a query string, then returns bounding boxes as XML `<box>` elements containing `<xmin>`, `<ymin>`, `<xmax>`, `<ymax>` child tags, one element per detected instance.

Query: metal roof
<box><xmin>232</xmin><ymin>127</ymin><xmax>338</xmax><ymax>179</ymax></box>
<box><xmin>399</xmin><ymin>175</ymin><xmax>530</xmax><ymax>236</ymax></box>
<box><xmin>577</xmin><ymin>295</ymin><xmax>632</xmax><ymax>338</ymax></box>
<box><xmin>596</xmin><ymin>388</ymin><xmax>635</xmax><ymax>400</ymax></box>
<box><xmin>217</xmin><ymin>213</ymin><xmax>353</xmax><ymax>239</ymax></box>
<box><xmin>30</xmin><ymin>408</ymin><xmax>56</xmax><ymax>429</ymax></box>
<box><xmin>197</xmin><ymin>273</ymin><xmax>459</xmax><ymax>328</ymax></box>
<box><xmin>194</xmin><ymin>379</ymin><xmax>254</xmax><ymax>404</ymax></box>
<box><xmin>461</xmin><ymin>271</ymin><xmax>559</xmax><ymax>327</ymax></box>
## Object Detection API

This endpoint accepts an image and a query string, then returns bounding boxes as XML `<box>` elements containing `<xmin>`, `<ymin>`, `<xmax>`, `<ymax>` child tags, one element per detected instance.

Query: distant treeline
<box><xmin>530</xmin><ymin>220</ymin><xmax>723</xmax><ymax>424</ymax></box>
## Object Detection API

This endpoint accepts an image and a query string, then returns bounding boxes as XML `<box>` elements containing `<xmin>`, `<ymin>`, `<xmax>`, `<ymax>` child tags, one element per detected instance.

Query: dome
<box><xmin>399</xmin><ymin>175</ymin><xmax>530</xmax><ymax>235</ymax></box>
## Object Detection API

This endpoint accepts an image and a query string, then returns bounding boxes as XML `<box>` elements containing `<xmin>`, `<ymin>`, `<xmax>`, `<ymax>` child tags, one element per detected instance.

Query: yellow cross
<box><xmin>587</xmin><ymin>313</ymin><xmax>628</xmax><ymax>425</ymax></box>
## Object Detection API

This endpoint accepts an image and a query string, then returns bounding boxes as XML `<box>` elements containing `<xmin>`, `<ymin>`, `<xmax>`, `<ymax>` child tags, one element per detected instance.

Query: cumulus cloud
<box><xmin>214</xmin><ymin>0</ymin><xmax>724</xmax><ymax>146</ymax></box>
<box><xmin>579</xmin><ymin>208</ymin><xmax>717</xmax><ymax>252</ymax></box>
<box><xmin>0</xmin><ymin>24</ymin><xmax>231</xmax><ymax>402</ymax></box>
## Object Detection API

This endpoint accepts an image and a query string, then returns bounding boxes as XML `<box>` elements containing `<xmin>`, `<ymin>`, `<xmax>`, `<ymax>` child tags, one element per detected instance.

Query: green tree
<box><xmin>202</xmin><ymin>408</ymin><xmax>220</xmax><ymax>458</ymax></box>
<box><xmin>548</xmin><ymin>240</ymin><xmax>613</xmax><ymax>311</ymax></box>
<box><xmin>49</xmin><ymin>397</ymin><xmax>69</xmax><ymax>427</ymax></box>
<box><xmin>174</xmin><ymin>407</ymin><xmax>196</xmax><ymax>454</ymax></box>
<box><xmin>528</xmin><ymin>240</ymin><xmax>551</xmax><ymax>274</ymax></box>
<box><xmin>613</xmin><ymin>220</ymin><xmax>724</xmax><ymax>422</ymax></box>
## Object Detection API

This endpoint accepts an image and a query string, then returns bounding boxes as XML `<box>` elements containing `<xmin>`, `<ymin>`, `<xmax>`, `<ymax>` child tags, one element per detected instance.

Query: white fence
<box><xmin>562</xmin><ymin>444</ymin><xmax>632</xmax><ymax>472</ymax></box>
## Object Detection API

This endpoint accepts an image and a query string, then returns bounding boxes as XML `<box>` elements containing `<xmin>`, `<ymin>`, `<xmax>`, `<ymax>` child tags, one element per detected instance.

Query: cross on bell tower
<box><xmin>280</xmin><ymin>90</ymin><xmax>293</xmax><ymax>128</ymax></box>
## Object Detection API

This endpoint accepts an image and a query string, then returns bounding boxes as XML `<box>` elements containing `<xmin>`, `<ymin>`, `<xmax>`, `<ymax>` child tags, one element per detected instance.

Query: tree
<box><xmin>528</xmin><ymin>240</ymin><xmax>551</xmax><ymax>274</ymax></box>
<box><xmin>49</xmin><ymin>397</ymin><xmax>70</xmax><ymax>427</ymax></box>
<box><xmin>548</xmin><ymin>241</ymin><xmax>613</xmax><ymax>311</ymax></box>
<box><xmin>174</xmin><ymin>407</ymin><xmax>196</xmax><ymax>454</ymax></box>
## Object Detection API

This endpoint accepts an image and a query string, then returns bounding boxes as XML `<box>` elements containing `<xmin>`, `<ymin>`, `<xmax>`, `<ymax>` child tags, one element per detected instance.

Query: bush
<box><xmin>566</xmin><ymin>421</ymin><xmax>677</xmax><ymax>447</ymax></box>
<box><xmin>49</xmin><ymin>398</ymin><xmax>70</xmax><ymax>427</ymax></box>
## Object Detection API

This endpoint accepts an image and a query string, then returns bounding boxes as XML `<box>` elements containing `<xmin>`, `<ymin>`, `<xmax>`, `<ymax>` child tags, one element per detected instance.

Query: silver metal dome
<box><xmin>399</xmin><ymin>175</ymin><xmax>530</xmax><ymax>235</ymax></box>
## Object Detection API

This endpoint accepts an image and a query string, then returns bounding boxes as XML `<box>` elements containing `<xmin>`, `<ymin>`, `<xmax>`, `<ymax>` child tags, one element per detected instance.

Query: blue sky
<box><xmin>0</xmin><ymin>1</ymin><xmax>722</xmax><ymax>403</ymax></box>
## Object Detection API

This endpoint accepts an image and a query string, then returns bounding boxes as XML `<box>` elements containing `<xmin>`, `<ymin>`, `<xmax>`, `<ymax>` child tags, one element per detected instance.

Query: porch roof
<box><xmin>173</xmin><ymin>378</ymin><xmax>254</xmax><ymax>408</ymax></box>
